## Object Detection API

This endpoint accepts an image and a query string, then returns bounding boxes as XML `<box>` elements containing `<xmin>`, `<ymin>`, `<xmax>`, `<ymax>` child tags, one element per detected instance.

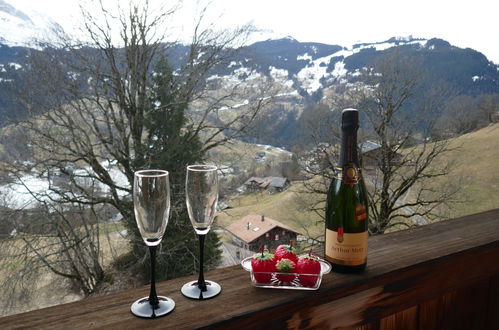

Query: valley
<box><xmin>0</xmin><ymin>0</ymin><xmax>498</xmax><ymax>320</ymax></box>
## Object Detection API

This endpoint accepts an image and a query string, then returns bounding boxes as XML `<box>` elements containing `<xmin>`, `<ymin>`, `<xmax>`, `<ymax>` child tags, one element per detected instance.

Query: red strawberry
<box><xmin>251</xmin><ymin>250</ymin><xmax>276</xmax><ymax>283</ymax></box>
<box><xmin>275</xmin><ymin>258</ymin><xmax>296</xmax><ymax>282</ymax></box>
<box><xmin>296</xmin><ymin>253</ymin><xmax>321</xmax><ymax>287</ymax></box>
<box><xmin>274</xmin><ymin>240</ymin><xmax>298</xmax><ymax>264</ymax></box>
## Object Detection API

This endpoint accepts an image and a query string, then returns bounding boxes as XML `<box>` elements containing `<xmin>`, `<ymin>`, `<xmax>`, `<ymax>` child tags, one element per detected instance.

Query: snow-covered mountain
<box><xmin>205</xmin><ymin>35</ymin><xmax>498</xmax><ymax>102</ymax></box>
<box><xmin>0</xmin><ymin>0</ymin><xmax>62</xmax><ymax>47</ymax></box>
<box><xmin>1</xmin><ymin>0</ymin><xmax>498</xmax><ymax>148</ymax></box>
<box><xmin>0</xmin><ymin>0</ymin><xmax>496</xmax><ymax>99</ymax></box>
<box><xmin>236</xmin><ymin>36</ymin><xmax>431</xmax><ymax>94</ymax></box>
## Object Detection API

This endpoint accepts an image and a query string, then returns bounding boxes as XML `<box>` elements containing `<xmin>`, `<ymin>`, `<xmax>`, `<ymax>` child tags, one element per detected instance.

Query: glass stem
<box><xmin>148</xmin><ymin>245</ymin><xmax>159</xmax><ymax>307</ymax></box>
<box><xmin>197</xmin><ymin>234</ymin><xmax>207</xmax><ymax>291</ymax></box>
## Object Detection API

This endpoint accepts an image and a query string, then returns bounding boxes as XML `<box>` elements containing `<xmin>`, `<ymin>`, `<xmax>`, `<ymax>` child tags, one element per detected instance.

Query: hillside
<box><xmin>0</xmin><ymin>124</ymin><xmax>496</xmax><ymax>317</ymax></box>
<box><xmin>432</xmin><ymin>123</ymin><xmax>499</xmax><ymax>218</ymax></box>
<box><xmin>216</xmin><ymin>123</ymin><xmax>499</xmax><ymax>241</ymax></box>
<box><xmin>216</xmin><ymin>180</ymin><xmax>325</xmax><ymax>243</ymax></box>
<box><xmin>0</xmin><ymin>221</ymin><xmax>128</xmax><ymax>317</ymax></box>
<box><xmin>1</xmin><ymin>35</ymin><xmax>498</xmax><ymax>133</ymax></box>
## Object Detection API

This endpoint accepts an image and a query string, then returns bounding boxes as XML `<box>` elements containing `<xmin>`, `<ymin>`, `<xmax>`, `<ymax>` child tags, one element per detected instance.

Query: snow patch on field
<box><xmin>0</xmin><ymin>162</ymin><xmax>129</xmax><ymax>209</ymax></box>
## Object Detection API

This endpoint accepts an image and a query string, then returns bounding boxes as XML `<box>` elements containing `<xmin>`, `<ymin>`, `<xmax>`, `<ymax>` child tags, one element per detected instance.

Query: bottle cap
<box><xmin>341</xmin><ymin>108</ymin><xmax>359</xmax><ymax>130</ymax></box>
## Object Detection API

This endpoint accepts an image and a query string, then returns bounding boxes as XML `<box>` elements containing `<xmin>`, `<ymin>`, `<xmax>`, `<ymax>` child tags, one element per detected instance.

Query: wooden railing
<box><xmin>1</xmin><ymin>209</ymin><xmax>498</xmax><ymax>329</ymax></box>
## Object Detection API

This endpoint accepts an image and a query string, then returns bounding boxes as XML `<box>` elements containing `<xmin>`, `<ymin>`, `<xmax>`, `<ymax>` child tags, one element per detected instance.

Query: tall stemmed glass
<box><xmin>131</xmin><ymin>170</ymin><xmax>175</xmax><ymax>318</ymax></box>
<box><xmin>181</xmin><ymin>165</ymin><xmax>221</xmax><ymax>300</ymax></box>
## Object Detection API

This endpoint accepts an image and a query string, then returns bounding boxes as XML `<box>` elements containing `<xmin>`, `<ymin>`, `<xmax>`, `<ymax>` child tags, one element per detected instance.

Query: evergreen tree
<box><xmin>122</xmin><ymin>57</ymin><xmax>221</xmax><ymax>281</ymax></box>
<box><xmin>6</xmin><ymin>2</ymin><xmax>261</xmax><ymax>294</ymax></box>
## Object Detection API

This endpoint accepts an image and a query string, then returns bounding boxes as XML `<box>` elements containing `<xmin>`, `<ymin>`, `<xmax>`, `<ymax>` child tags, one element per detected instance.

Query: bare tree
<box><xmin>297</xmin><ymin>50</ymin><xmax>459</xmax><ymax>238</ymax></box>
<box><xmin>352</xmin><ymin>50</ymin><xmax>459</xmax><ymax>234</ymax></box>
<box><xmin>478</xmin><ymin>94</ymin><xmax>499</xmax><ymax>124</ymax></box>
<box><xmin>0</xmin><ymin>204</ymin><xmax>106</xmax><ymax>296</ymax></box>
<box><xmin>295</xmin><ymin>103</ymin><xmax>341</xmax><ymax>236</ymax></box>
<box><xmin>436</xmin><ymin>93</ymin><xmax>499</xmax><ymax>136</ymax></box>
<box><xmin>4</xmin><ymin>0</ymin><xmax>275</xmax><ymax>294</ymax></box>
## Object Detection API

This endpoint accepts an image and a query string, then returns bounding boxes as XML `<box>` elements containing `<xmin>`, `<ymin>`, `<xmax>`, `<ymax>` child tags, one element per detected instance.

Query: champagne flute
<box><xmin>131</xmin><ymin>170</ymin><xmax>175</xmax><ymax>318</ymax></box>
<box><xmin>181</xmin><ymin>165</ymin><xmax>221</xmax><ymax>300</ymax></box>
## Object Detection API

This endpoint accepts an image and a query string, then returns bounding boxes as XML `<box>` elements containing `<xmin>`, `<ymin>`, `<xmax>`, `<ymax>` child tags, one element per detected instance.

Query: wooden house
<box><xmin>267</xmin><ymin>177</ymin><xmax>290</xmax><ymax>193</ymax></box>
<box><xmin>360</xmin><ymin>140</ymin><xmax>404</xmax><ymax>171</ymax></box>
<box><xmin>243</xmin><ymin>177</ymin><xmax>273</xmax><ymax>191</ymax></box>
<box><xmin>225</xmin><ymin>214</ymin><xmax>300</xmax><ymax>252</ymax></box>
<box><xmin>360</xmin><ymin>140</ymin><xmax>382</xmax><ymax>170</ymax></box>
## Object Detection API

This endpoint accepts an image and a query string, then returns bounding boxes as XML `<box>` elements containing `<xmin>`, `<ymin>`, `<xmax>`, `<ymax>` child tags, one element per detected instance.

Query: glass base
<box><xmin>131</xmin><ymin>296</ymin><xmax>175</xmax><ymax>318</ymax></box>
<box><xmin>181</xmin><ymin>280</ymin><xmax>221</xmax><ymax>300</ymax></box>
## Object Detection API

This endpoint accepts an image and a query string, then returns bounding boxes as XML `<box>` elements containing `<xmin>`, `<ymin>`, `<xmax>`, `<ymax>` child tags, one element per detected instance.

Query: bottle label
<box><xmin>354</xmin><ymin>204</ymin><xmax>367</xmax><ymax>221</ymax></box>
<box><xmin>335</xmin><ymin>166</ymin><xmax>362</xmax><ymax>185</ymax></box>
<box><xmin>325</xmin><ymin>229</ymin><xmax>368</xmax><ymax>266</ymax></box>
<box><xmin>344</xmin><ymin>165</ymin><xmax>359</xmax><ymax>185</ymax></box>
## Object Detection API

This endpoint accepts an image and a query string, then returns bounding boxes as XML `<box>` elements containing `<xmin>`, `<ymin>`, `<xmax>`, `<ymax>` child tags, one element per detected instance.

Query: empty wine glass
<box><xmin>181</xmin><ymin>164</ymin><xmax>221</xmax><ymax>300</ymax></box>
<box><xmin>131</xmin><ymin>170</ymin><xmax>175</xmax><ymax>318</ymax></box>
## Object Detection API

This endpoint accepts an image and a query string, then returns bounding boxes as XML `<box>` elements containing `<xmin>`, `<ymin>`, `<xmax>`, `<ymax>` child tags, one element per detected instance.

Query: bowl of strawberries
<box><xmin>241</xmin><ymin>241</ymin><xmax>331</xmax><ymax>290</ymax></box>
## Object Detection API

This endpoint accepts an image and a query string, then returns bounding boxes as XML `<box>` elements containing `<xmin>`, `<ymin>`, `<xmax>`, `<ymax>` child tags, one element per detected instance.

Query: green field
<box><xmin>1</xmin><ymin>123</ymin><xmax>497</xmax><ymax>317</ymax></box>
<box><xmin>216</xmin><ymin>123</ymin><xmax>499</xmax><ymax>239</ymax></box>
<box><xmin>216</xmin><ymin>180</ymin><xmax>325</xmax><ymax>242</ymax></box>
<box><xmin>430</xmin><ymin>123</ymin><xmax>499</xmax><ymax>218</ymax></box>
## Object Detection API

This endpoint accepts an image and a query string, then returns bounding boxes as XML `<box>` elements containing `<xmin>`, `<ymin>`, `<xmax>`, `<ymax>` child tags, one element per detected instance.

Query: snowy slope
<box><xmin>207</xmin><ymin>36</ymin><xmax>432</xmax><ymax>95</ymax></box>
<box><xmin>0</xmin><ymin>0</ymin><xmax>62</xmax><ymax>46</ymax></box>
<box><xmin>295</xmin><ymin>37</ymin><xmax>429</xmax><ymax>93</ymax></box>
<box><xmin>0</xmin><ymin>0</ymin><xmax>496</xmax><ymax>105</ymax></box>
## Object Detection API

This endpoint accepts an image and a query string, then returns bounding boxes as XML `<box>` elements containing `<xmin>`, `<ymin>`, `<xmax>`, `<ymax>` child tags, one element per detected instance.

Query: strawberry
<box><xmin>274</xmin><ymin>240</ymin><xmax>298</xmax><ymax>264</ymax></box>
<box><xmin>275</xmin><ymin>258</ymin><xmax>296</xmax><ymax>282</ymax></box>
<box><xmin>251</xmin><ymin>249</ymin><xmax>276</xmax><ymax>283</ymax></box>
<box><xmin>296</xmin><ymin>252</ymin><xmax>321</xmax><ymax>287</ymax></box>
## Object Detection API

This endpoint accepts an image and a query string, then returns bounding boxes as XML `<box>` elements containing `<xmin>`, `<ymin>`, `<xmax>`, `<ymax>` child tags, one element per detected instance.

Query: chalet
<box><xmin>254</xmin><ymin>152</ymin><xmax>266</xmax><ymax>162</ymax></box>
<box><xmin>243</xmin><ymin>177</ymin><xmax>273</xmax><ymax>191</ymax></box>
<box><xmin>267</xmin><ymin>177</ymin><xmax>290</xmax><ymax>193</ymax></box>
<box><xmin>0</xmin><ymin>219</ymin><xmax>14</xmax><ymax>238</ymax></box>
<box><xmin>360</xmin><ymin>140</ymin><xmax>382</xmax><ymax>170</ymax></box>
<box><xmin>225</xmin><ymin>214</ymin><xmax>300</xmax><ymax>252</ymax></box>
<box><xmin>360</xmin><ymin>140</ymin><xmax>404</xmax><ymax>170</ymax></box>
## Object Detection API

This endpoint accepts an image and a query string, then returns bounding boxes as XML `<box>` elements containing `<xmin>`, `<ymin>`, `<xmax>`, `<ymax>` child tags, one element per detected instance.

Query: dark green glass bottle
<box><xmin>325</xmin><ymin>108</ymin><xmax>368</xmax><ymax>273</ymax></box>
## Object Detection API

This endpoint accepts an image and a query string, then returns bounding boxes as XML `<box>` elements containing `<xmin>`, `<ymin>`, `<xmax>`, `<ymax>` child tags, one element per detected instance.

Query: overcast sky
<box><xmin>13</xmin><ymin>0</ymin><xmax>499</xmax><ymax>63</ymax></box>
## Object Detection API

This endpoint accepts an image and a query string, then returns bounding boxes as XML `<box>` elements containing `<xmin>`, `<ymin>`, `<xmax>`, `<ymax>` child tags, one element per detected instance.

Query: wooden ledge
<box><xmin>1</xmin><ymin>209</ymin><xmax>499</xmax><ymax>329</ymax></box>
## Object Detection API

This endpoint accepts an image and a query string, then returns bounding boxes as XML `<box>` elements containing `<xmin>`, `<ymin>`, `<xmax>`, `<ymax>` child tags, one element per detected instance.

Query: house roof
<box><xmin>269</xmin><ymin>177</ymin><xmax>288</xmax><ymax>188</ymax></box>
<box><xmin>225</xmin><ymin>214</ymin><xmax>300</xmax><ymax>244</ymax></box>
<box><xmin>243</xmin><ymin>176</ymin><xmax>273</xmax><ymax>188</ymax></box>
<box><xmin>361</xmin><ymin>140</ymin><xmax>381</xmax><ymax>153</ymax></box>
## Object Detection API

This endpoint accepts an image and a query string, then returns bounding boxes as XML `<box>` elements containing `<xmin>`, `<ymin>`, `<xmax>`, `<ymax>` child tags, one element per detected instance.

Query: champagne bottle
<box><xmin>325</xmin><ymin>108</ymin><xmax>368</xmax><ymax>273</ymax></box>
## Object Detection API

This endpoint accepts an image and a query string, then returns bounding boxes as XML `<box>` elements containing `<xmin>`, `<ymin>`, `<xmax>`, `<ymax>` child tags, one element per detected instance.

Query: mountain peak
<box><xmin>283</xmin><ymin>36</ymin><xmax>298</xmax><ymax>42</ymax></box>
<box><xmin>0</xmin><ymin>0</ymin><xmax>32</xmax><ymax>23</ymax></box>
<box><xmin>0</xmin><ymin>0</ymin><xmax>62</xmax><ymax>47</ymax></box>
<box><xmin>262</xmin><ymin>36</ymin><xmax>299</xmax><ymax>44</ymax></box>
